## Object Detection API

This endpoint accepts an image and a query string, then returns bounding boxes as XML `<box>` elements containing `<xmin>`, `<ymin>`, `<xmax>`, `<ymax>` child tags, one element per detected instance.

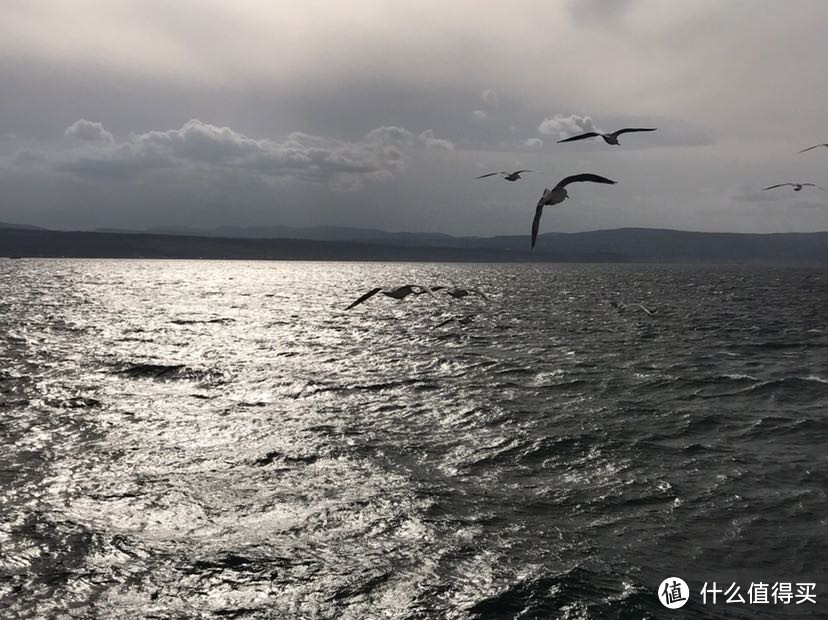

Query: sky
<box><xmin>2</xmin><ymin>0</ymin><xmax>828</xmax><ymax>235</ymax></box>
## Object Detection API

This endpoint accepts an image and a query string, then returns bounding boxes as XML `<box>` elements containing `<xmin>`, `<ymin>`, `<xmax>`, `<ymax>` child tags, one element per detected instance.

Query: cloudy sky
<box><xmin>2</xmin><ymin>0</ymin><xmax>828</xmax><ymax>235</ymax></box>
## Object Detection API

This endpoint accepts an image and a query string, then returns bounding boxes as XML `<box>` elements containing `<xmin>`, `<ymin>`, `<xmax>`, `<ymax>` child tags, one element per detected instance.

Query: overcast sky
<box><xmin>2</xmin><ymin>0</ymin><xmax>828</xmax><ymax>235</ymax></box>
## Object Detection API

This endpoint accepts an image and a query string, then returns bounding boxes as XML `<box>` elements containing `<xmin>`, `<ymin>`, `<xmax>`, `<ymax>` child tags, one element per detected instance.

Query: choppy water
<box><xmin>0</xmin><ymin>259</ymin><xmax>826</xmax><ymax>619</ymax></box>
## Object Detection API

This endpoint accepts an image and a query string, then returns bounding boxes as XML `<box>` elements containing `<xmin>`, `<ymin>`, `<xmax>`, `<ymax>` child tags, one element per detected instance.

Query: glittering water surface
<box><xmin>0</xmin><ymin>259</ymin><xmax>826</xmax><ymax>619</ymax></box>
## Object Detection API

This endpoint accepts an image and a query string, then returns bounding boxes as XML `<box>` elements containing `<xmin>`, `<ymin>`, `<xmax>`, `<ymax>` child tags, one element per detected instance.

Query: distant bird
<box><xmin>558</xmin><ymin>127</ymin><xmax>657</xmax><ymax>146</ymax></box>
<box><xmin>431</xmin><ymin>286</ymin><xmax>489</xmax><ymax>300</ymax></box>
<box><xmin>475</xmin><ymin>170</ymin><xmax>534</xmax><ymax>182</ymax></box>
<box><xmin>531</xmin><ymin>174</ymin><xmax>617</xmax><ymax>249</ymax></box>
<box><xmin>435</xmin><ymin>313</ymin><xmax>477</xmax><ymax>328</ymax></box>
<box><xmin>799</xmin><ymin>143</ymin><xmax>828</xmax><ymax>154</ymax></box>
<box><xmin>346</xmin><ymin>285</ymin><xmax>435</xmax><ymax>310</ymax></box>
<box><xmin>762</xmin><ymin>182</ymin><xmax>825</xmax><ymax>192</ymax></box>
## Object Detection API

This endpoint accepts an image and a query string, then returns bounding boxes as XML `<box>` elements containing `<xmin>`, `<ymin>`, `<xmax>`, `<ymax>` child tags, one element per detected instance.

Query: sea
<box><xmin>0</xmin><ymin>259</ymin><xmax>825</xmax><ymax>619</ymax></box>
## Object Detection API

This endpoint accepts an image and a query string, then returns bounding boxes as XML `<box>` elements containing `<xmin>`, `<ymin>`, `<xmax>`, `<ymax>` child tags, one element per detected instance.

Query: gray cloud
<box><xmin>64</xmin><ymin>119</ymin><xmax>114</xmax><ymax>143</ymax></box>
<box><xmin>43</xmin><ymin>119</ymin><xmax>453</xmax><ymax>190</ymax></box>
<box><xmin>538</xmin><ymin>114</ymin><xmax>598</xmax><ymax>140</ymax></box>
<box><xmin>568</xmin><ymin>0</ymin><xmax>636</xmax><ymax>24</ymax></box>
<box><xmin>417</xmin><ymin>129</ymin><xmax>455</xmax><ymax>151</ymax></box>
<box><xmin>2</xmin><ymin>2</ymin><xmax>828</xmax><ymax>234</ymax></box>
<box><xmin>480</xmin><ymin>88</ymin><xmax>498</xmax><ymax>107</ymax></box>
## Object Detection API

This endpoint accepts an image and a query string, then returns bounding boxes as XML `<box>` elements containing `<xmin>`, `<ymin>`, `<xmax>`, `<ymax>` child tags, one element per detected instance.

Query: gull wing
<box><xmin>801</xmin><ymin>183</ymin><xmax>827</xmax><ymax>190</ymax></box>
<box><xmin>346</xmin><ymin>287</ymin><xmax>382</xmax><ymax>309</ymax></box>
<box><xmin>762</xmin><ymin>183</ymin><xmax>791</xmax><ymax>190</ymax></box>
<box><xmin>420</xmin><ymin>286</ymin><xmax>442</xmax><ymax>301</ymax></box>
<box><xmin>424</xmin><ymin>286</ymin><xmax>450</xmax><ymax>303</ymax></box>
<box><xmin>557</xmin><ymin>132</ymin><xmax>601</xmax><ymax>143</ymax></box>
<box><xmin>611</xmin><ymin>127</ymin><xmax>657</xmax><ymax>138</ymax></box>
<box><xmin>553</xmin><ymin>173</ymin><xmax>617</xmax><ymax>190</ymax></box>
<box><xmin>799</xmin><ymin>144</ymin><xmax>828</xmax><ymax>153</ymax></box>
<box><xmin>475</xmin><ymin>172</ymin><xmax>502</xmax><ymax>179</ymax></box>
<box><xmin>531</xmin><ymin>203</ymin><xmax>544</xmax><ymax>250</ymax></box>
<box><xmin>514</xmin><ymin>169</ymin><xmax>535</xmax><ymax>174</ymax></box>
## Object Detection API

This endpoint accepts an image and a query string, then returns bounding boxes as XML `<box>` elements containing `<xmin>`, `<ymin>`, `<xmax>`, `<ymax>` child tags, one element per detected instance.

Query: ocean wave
<box><xmin>113</xmin><ymin>362</ymin><xmax>223</xmax><ymax>383</ymax></box>
<box><xmin>168</xmin><ymin>318</ymin><xmax>235</xmax><ymax>325</ymax></box>
<box><xmin>744</xmin><ymin>376</ymin><xmax>828</xmax><ymax>398</ymax></box>
<box><xmin>467</xmin><ymin>567</ymin><xmax>661</xmax><ymax>619</ymax></box>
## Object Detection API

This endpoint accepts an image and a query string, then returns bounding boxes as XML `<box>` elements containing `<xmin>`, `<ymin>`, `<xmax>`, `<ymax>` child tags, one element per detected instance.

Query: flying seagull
<box><xmin>346</xmin><ymin>285</ymin><xmax>435</xmax><ymax>310</ymax></box>
<box><xmin>475</xmin><ymin>170</ymin><xmax>534</xmax><ymax>182</ymax></box>
<box><xmin>558</xmin><ymin>128</ymin><xmax>656</xmax><ymax>146</ymax></box>
<box><xmin>799</xmin><ymin>143</ymin><xmax>828</xmax><ymax>154</ymax></box>
<box><xmin>531</xmin><ymin>174</ymin><xmax>617</xmax><ymax>249</ymax></box>
<box><xmin>762</xmin><ymin>182</ymin><xmax>825</xmax><ymax>192</ymax></box>
<box><xmin>431</xmin><ymin>286</ymin><xmax>489</xmax><ymax>300</ymax></box>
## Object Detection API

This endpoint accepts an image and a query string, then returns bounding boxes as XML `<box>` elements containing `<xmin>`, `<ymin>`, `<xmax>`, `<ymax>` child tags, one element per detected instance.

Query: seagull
<box><xmin>475</xmin><ymin>170</ymin><xmax>534</xmax><ymax>182</ymax></box>
<box><xmin>531</xmin><ymin>174</ymin><xmax>617</xmax><ymax>249</ymax></box>
<box><xmin>431</xmin><ymin>286</ymin><xmax>489</xmax><ymax>300</ymax></box>
<box><xmin>346</xmin><ymin>285</ymin><xmax>435</xmax><ymax>310</ymax></box>
<box><xmin>762</xmin><ymin>182</ymin><xmax>825</xmax><ymax>192</ymax></box>
<box><xmin>799</xmin><ymin>143</ymin><xmax>828</xmax><ymax>154</ymax></box>
<box><xmin>558</xmin><ymin>127</ymin><xmax>657</xmax><ymax>146</ymax></box>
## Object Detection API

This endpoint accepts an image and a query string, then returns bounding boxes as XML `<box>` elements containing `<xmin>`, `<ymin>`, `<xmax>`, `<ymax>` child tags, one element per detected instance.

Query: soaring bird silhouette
<box><xmin>531</xmin><ymin>174</ymin><xmax>617</xmax><ymax>249</ymax></box>
<box><xmin>762</xmin><ymin>182</ymin><xmax>825</xmax><ymax>192</ymax></box>
<box><xmin>558</xmin><ymin>127</ymin><xmax>656</xmax><ymax>146</ymax></box>
<box><xmin>346</xmin><ymin>285</ymin><xmax>435</xmax><ymax>310</ymax></box>
<box><xmin>431</xmin><ymin>286</ymin><xmax>488</xmax><ymax>300</ymax></box>
<box><xmin>799</xmin><ymin>143</ymin><xmax>828</xmax><ymax>154</ymax></box>
<box><xmin>475</xmin><ymin>169</ymin><xmax>534</xmax><ymax>182</ymax></box>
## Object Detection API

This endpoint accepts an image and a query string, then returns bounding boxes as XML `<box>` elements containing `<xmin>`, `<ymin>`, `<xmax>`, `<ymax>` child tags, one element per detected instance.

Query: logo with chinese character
<box><xmin>659</xmin><ymin>577</ymin><xmax>690</xmax><ymax>609</ymax></box>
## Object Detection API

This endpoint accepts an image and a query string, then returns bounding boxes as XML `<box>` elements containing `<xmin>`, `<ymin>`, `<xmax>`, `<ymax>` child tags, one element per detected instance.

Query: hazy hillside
<box><xmin>2</xmin><ymin>224</ymin><xmax>827</xmax><ymax>263</ymax></box>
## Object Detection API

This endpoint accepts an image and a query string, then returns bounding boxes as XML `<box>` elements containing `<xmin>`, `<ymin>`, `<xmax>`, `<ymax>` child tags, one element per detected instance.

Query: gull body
<box><xmin>475</xmin><ymin>169</ymin><xmax>534</xmax><ymax>182</ymax></box>
<box><xmin>531</xmin><ymin>174</ymin><xmax>617</xmax><ymax>249</ymax></box>
<box><xmin>558</xmin><ymin>127</ymin><xmax>656</xmax><ymax>146</ymax></box>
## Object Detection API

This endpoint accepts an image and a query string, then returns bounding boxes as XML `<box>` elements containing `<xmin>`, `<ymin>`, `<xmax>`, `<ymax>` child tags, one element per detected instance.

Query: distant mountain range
<box><xmin>1</xmin><ymin>222</ymin><xmax>827</xmax><ymax>263</ymax></box>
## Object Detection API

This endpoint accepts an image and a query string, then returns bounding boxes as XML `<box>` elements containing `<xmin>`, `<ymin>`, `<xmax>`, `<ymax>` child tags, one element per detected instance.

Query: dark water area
<box><xmin>0</xmin><ymin>259</ymin><xmax>825</xmax><ymax>619</ymax></box>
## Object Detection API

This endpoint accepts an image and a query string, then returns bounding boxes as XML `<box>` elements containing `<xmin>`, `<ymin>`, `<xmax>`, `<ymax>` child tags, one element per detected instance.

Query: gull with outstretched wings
<box><xmin>531</xmin><ymin>174</ymin><xmax>617</xmax><ymax>249</ymax></box>
<box><xmin>762</xmin><ymin>182</ymin><xmax>825</xmax><ymax>192</ymax></box>
<box><xmin>475</xmin><ymin>169</ymin><xmax>534</xmax><ymax>182</ymax></box>
<box><xmin>558</xmin><ymin>127</ymin><xmax>656</xmax><ymax>146</ymax></box>
<box><xmin>346</xmin><ymin>285</ymin><xmax>435</xmax><ymax>310</ymax></box>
